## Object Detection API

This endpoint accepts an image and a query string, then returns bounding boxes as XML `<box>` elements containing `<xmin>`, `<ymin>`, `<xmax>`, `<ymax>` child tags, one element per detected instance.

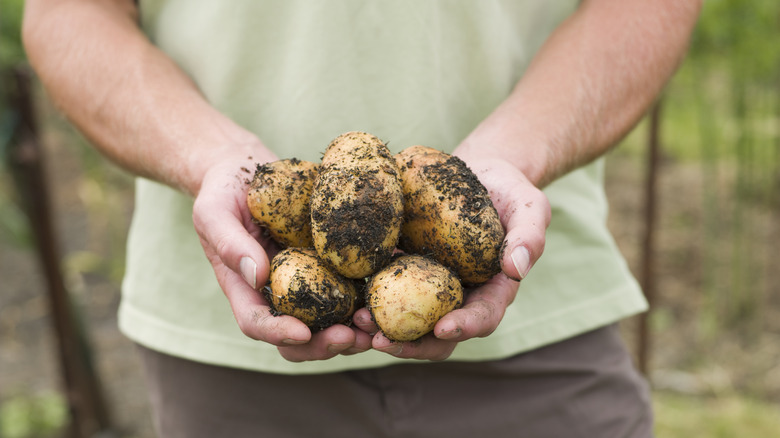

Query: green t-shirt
<box><xmin>120</xmin><ymin>0</ymin><xmax>647</xmax><ymax>374</ymax></box>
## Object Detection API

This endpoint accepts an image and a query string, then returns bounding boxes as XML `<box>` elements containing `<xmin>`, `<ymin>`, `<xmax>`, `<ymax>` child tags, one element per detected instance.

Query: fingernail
<box><xmin>327</xmin><ymin>343</ymin><xmax>351</xmax><ymax>354</ymax></box>
<box><xmin>240</xmin><ymin>257</ymin><xmax>257</xmax><ymax>289</ymax></box>
<box><xmin>343</xmin><ymin>347</ymin><xmax>364</xmax><ymax>355</ymax></box>
<box><xmin>282</xmin><ymin>338</ymin><xmax>307</xmax><ymax>345</ymax></box>
<box><xmin>510</xmin><ymin>246</ymin><xmax>531</xmax><ymax>279</ymax></box>
<box><xmin>438</xmin><ymin>327</ymin><xmax>461</xmax><ymax>340</ymax></box>
<box><xmin>381</xmin><ymin>343</ymin><xmax>403</xmax><ymax>356</ymax></box>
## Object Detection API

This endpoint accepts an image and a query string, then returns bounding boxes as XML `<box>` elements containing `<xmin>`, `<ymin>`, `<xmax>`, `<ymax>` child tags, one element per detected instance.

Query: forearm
<box><xmin>22</xmin><ymin>0</ymin><xmax>269</xmax><ymax>196</ymax></box>
<box><xmin>456</xmin><ymin>0</ymin><xmax>701</xmax><ymax>187</ymax></box>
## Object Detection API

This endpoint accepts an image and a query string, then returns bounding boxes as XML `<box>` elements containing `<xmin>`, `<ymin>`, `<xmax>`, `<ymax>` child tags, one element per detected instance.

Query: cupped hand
<box><xmin>353</xmin><ymin>156</ymin><xmax>551</xmax><ymax>360</ymax></box>
<box><xmin>191</xmin><ymin>150</ymin><xmax>372</xmax><ymax>362</ymax></box>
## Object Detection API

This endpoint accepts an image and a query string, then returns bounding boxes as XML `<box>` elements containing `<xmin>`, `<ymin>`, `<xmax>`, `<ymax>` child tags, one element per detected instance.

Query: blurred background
<box><xmin>1</xmin><ymin>0</ymin><xmax>779</xmax><ymax>437</ymax></box>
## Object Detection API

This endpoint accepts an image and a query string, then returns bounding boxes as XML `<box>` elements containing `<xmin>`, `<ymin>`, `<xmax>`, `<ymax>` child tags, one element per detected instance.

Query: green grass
<box><xmin>0</xmin><ymin>392</ymin><xmax>67</xmax><ymax>438</ymax></box>
<box><xmin>622</xmin><ymin>60</ymin><xmax>779</xmax><ymax>166</ymax></box>
<box><xmin>3</xmin><ymin>389</ymin><xmax>778</xmax><ymax>438</ymax></box>
<box><xmin>654</xmin><ymin>391</ymin><xmax>780</xmax><ymax>438</ymax></box>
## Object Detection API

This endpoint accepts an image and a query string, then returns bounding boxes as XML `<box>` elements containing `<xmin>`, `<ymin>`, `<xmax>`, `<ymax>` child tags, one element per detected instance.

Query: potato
<box><xmin>310</xmin><ymin>131</ymin><xmax>404</xmax><ymax>279</ymax></box>
<box><xmin>247</xmin><ymin>158</ymin><xmax>319</xmax><ymax>248</ymax></box>
<box><xmin>366</xmin><ymin>255</ymin><xmax>463</xmax><ymax>342</ymax></box>
<box><xmin>395</xmin><ymin>145</ymin><xmax>505</xmax><ymax>285</ymax></box>
<box><xmin>266</xmin><ymin>247</ymin><xmax>362</xmax><ymax>331</ymax></box>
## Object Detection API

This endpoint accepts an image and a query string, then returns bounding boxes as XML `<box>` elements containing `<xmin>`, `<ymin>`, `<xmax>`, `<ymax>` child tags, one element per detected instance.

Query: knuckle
<box><xmin>467</xmin><ymin>300</ymin><xmax>499</xmax><ymax>338</ymax></box>
<box><xmin>236</xmin><ymin>313</ymin><xmax>260</xmax><ymax>340</ymax></box>
<box><xmin>238</xmin><ymin>309</ymin><xmax>272</xmax><ymax>341</ymax></box>
<box><xmin>208</xmin><ymin>231</ymin><xmax>239</xmax><ymax>268</ymax></box>
<box><xmin>213</xmin><ymin>234</ymin><xmax>231</xmax><ymax>258</ymax></box>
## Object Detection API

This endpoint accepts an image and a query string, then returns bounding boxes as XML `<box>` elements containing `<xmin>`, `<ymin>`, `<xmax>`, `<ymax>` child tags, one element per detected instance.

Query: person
<box><xmin>23</xmin><ymin>0</ymin><xmax>701</xmax><ymax>436</ymax></box>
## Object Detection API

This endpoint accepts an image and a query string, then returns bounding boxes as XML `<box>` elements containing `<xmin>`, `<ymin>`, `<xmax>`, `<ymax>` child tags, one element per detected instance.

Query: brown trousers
<box><xmin>137</xmin><ymin>324</ymin><xmax>653</xmax><ymax>438</ymax></box>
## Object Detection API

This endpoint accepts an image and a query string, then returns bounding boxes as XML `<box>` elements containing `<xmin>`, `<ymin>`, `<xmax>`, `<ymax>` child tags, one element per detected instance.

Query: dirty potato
<box><xmin>395</xmin><ymin>145</ymin><xmax>504</xmax><ymax>285</ymax></box>
<box><xmin>266</xmin><ymin>247</ymin><xmax>362</xmax><ymax>331</ymax></box>
<box><xmin>310</xmin><ymin>131</ymin><xmax>404</xmax><ymax>279</ymax></box>
<box><xmin>366</xmin><ymin>254</ymin><xmax>463</xmax><ymax>342</ymax></box>
<box><xmin>247</xmin><ymin>158</ymin><xmax>319</xmax><ymax>248</ymax></box>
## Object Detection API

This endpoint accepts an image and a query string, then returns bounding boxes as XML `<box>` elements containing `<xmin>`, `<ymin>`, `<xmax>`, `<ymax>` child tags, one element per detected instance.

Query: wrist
<box><xmin>454</xmin><ymin>132</ymin><xmax>551</xmax><ymax>189</ymax></box>
<box><xmin>159</xmin><ymin>103</ymin><xmax>275</xmax><ymax>196</ymax></box>
<box><xmin>184</xmin><ymin>136</ymin><xmax>276</xmax><ymax>197</ymax></box>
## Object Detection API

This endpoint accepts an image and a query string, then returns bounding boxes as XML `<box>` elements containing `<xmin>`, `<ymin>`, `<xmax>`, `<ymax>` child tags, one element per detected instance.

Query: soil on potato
<box><xmin>311</xmin><ymin>170</ymin><xmax>399</xmax><ymax>263</ymax></box>
<box><xmin>398</xmin><ymin>152</ymin><xmax>503</xmax><ymax>284</ymax></box>
<box><xmin>425</xmin><ymin>155</ymin><xmax>494</xmax><ymax>227</ymax></box>
<box><xmin>322</xmin><ymin>132</ymin><xmax>395</xmax><ymax>168</ymax></box>
<box><xmin>247</xmin><ymin>158</ymin><xmax>317</xmax><ymax>247</ymax></box>
<box><xmin>311</xmin><ymin>163</ymin><xmax>403</xmax><ymax>279</ymax></box>
<box><xmin>264</xmin><ymin>281</ymin><xmax>351</xmax><ymax>332</ymax></box>
<box><xmin>267</xmin><ymin>249</ymin><xmax>359</xmax><ymax>331</ymax></box>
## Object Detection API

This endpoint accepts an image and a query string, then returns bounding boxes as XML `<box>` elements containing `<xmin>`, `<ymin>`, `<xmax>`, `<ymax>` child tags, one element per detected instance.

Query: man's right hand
<box><xmin>192</xmin><ymin>152</ymin><xmax>373</xmax><ymax>362</ymax></box>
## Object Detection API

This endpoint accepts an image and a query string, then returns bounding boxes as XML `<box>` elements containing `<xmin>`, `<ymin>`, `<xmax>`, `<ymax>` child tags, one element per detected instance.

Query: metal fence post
<box><xmin>637</xmin><ymin>100</ymin><xmax>663</xmax><ymax>378</ymax></box>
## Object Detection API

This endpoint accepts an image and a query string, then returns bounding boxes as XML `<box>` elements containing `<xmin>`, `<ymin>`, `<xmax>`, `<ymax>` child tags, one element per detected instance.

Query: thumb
<box><xmin>192</xmin><ymin>167</ymin><xmax>272</xmax><ymax>290</ymax></box>
<box><xmin>494</xmin><ymin>177</ymin><xmax>551</xmax><ymax>282</ymax></box>
<box><xmin>451</xmin><ymin>155</ymin><xmax>551</xmax><ymax>282</ymax></box>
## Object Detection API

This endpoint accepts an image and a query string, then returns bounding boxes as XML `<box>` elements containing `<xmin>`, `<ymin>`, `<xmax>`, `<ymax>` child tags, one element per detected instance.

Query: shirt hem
<box><xmin>118</xmin><ymin>288</ymin><xmax>648</xmax><ymax>375</ymax></box>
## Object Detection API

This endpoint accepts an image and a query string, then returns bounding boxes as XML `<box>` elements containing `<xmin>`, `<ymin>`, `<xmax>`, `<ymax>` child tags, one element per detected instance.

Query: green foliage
<box><xmin>691</xmin><ymin>0</ymin><xmax>780</xmax><ymax>83</ymax></box>
<box><xmin>613</xmin><ymin>1</ymin><xmax>780</xmax><ymax>420</ymax></box>
<box><xmin>654</xmin><ymin>0</ymin><xmax>780</xmax><ymax>163</ymax></box>
<box><xmin>0</xmin><ymin>392</ymin><xmax>68</xmax><ymax>438</ymax></box>
<box><xmin>0</xmin><ymin>0</ymin><xmax>25</xmax><ymax>68</ymax></box>
<box><xmin>0</xmin><ymin>0</ymin><xmax>32</xmax><ymax>247</ymax></box>
<box><xmin>1</xmin><ymin>0</ymin><xmax>26</xmax><ymax>166</ymax></box>
<box><xmin>0</xmin><ymin>191</ymin><xmax>33</xmax><ymax>247</ymax></box>
<box><xmin>654</xmin><ymin>391</ymin><xmax>780</xmax><ymax>438</ymax></box>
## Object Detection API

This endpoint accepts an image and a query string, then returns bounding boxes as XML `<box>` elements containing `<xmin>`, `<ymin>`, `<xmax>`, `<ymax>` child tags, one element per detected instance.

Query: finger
<box><xmin>193</xmin><ymin>185</ymin><xmax>271</xmax><ymax>290</ymax></box>
<box><xmin>372</xmin><ymin>331</ymin><xmax>456</xmax><ymax>361</ymax></box>
<box><xmin>340</xmin><ymin>327</ymin><xmax>373</xmax><ymax>355</ymax></box>
<box><xmin>210</xmin><ymin>252</ymin><xmax>312</xmax><ymax>345</ymax></box>
<box><xmin>352</xmin><ymin>308</ymin><xmax>379</xmax><ymax>335</ymax></box>
<box><xmin>490</xmin><ymin>178</ymin><xmax>551</xmax><ymax>282</ymax></box>
<box><xmin>277</xmin><ymin>324</ymin><xmax>360</xmax><ymax>362</ymax></box>
<box><xmin>459</xmin><ymin>158</ymin><xmax>550</xmax><ymax>281</ymax></box>
<box><xmin>433</xmin><ymin>275</ymin><xmax>519</xmax><ymax>341</ymax></box>
<box><xmin>371</xmin><ymin>276</ymin><xmax>519</xmax><ymax>360</ymax></box>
